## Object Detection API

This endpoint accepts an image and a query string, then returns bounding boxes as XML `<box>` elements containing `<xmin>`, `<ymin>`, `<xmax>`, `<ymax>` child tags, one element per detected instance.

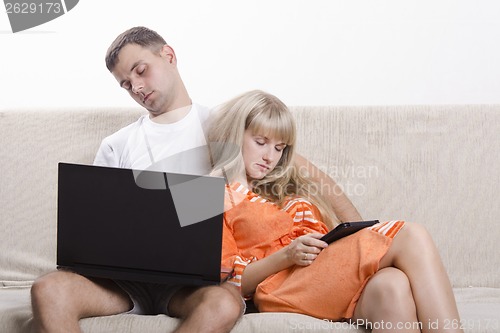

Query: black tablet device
<box><xmin>320</xmin><ymin>220</ymin><xmax>379</xmax><ymax>244</ymax></box>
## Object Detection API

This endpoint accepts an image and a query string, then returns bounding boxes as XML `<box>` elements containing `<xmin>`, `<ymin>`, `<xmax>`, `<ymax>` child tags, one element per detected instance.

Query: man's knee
<box><xmin>32</xmin><ymin>271</ymin><xmax>130</xmax><ymax>319</ymax></box>
<box><xmin>178</xmin><ymin>284</ymin><xmax>243</xmax><ymax>327</ymax></box>
<box><xmin>168</xmin><ymin>284</ymin><xmax>244</xmax><ymax>327</ymax></box>
<box><xmin>31</xmin><ymin>270</ymin><xmax>100</xmax><ymax>311</ymax></box>
<box><xmin>31</xmin><ymin>271</ymin><xmax>71</xmax><ymax>307</ymax></box>
<box><xmin>202</xmin><ymin>285</ymin><xmax>243</xmax><ymax>318</ymax></box>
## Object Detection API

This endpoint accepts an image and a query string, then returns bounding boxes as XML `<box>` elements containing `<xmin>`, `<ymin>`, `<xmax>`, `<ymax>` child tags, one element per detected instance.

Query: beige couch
<box><xmin>1</xmin><ymin>105</ymin><xmax>499</xmax><ymax>333</ymax></box>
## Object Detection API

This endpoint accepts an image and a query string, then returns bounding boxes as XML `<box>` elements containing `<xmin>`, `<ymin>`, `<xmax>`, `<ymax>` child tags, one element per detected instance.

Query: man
<box><xmin>31</xmin><ymin>26</ymin><xmax>244</xmax><ymax>333</ymax></box>
<box><xmin>31</xmin><ymin>26</ymin><xmax>361</xmax><ymax>333</ymax></box>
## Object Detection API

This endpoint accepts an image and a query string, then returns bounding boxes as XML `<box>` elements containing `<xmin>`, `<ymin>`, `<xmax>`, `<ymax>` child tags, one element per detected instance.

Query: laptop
<box><xmin>57</xmin><ymin>162</ymin><xmax>225</xmax><ymax>286</ymax></box>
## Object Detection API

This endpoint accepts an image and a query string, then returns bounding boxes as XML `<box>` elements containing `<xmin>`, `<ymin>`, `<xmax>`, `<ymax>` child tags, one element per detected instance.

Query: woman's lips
<box><xmin>256</xmin><ymin>163</ymin><xmax>269</xmax><ymax>171</ymax></box>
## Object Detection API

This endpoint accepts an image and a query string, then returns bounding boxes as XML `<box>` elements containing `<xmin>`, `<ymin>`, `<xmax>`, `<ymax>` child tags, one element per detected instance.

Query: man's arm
<box><xmin>294</xmin><ymin>154</ymin><xmax>362</xmax><ymax>222</ymax></box>
<box><xmin>93</xmin><ymin>140</ymin><xmax>119</xmax><ymax>167</ymax></box>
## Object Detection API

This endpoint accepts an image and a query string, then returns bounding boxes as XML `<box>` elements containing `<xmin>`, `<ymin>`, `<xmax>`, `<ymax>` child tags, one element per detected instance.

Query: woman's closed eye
<box><xmin>275</xmin><ymin>144</ymin><xmax>287</xmax><ymax>152</ymax></box>
<box><xmin>255</xmin><ymin>139</ymin><xmax>265</xmax><ymax>146</ymax></box>
<box><xmin>254</xmin><ymin>138</ymin><xmax>286</xmax><ymax>152</ymax></box>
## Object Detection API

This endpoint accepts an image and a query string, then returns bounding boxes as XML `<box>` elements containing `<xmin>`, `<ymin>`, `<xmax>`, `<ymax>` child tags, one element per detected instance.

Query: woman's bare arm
<box><xmin>241</xmin><ymin>234</ymin><xmax>327</xmax><ymax>296</ymax></box>
<box><xmin>294</xmin><ymin>154</ymin><xmax>362</xmax><ymax>222</ymax></box>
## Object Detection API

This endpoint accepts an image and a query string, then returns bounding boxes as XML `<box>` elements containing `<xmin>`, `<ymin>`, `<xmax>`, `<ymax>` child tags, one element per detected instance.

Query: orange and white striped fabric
<box><xmin>221</xmin><ymin>182</ymin><xmax>406</xmax><ymax>320</ymax></box>
<box><xmin>369</xmin><ymin>220</ymin><xmax>405</xmax><ymax>238</ymax></box>
<box><xmin>221</xmin><ymin>182</ymin><xmax>329</xmax><ymax>289</ymax></box>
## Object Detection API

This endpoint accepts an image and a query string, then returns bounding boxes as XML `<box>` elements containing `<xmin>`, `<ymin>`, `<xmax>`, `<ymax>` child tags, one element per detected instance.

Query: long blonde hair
<box><xmin>209</xmin><ymin>90</ymin><xmax>338</xmax><ymax>229</ymax></box>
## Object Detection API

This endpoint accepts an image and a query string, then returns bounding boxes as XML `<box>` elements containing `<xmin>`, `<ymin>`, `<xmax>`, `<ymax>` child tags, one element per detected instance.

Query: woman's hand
<box><xmin>240</xmin><ymin>233</ymin><xmax>328</xmax><ymax>295</ymax></box>
<box><xmin>286</xmin><ymin>233</ymin><xmax>328</xmax><ymax>266</ymax></box>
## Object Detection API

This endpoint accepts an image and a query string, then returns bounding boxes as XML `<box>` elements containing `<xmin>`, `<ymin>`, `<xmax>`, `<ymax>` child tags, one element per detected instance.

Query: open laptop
<box><xmin>57</xmin><ymin>162</ymin><xmax>225</xmax><ymax>286</ymax></box>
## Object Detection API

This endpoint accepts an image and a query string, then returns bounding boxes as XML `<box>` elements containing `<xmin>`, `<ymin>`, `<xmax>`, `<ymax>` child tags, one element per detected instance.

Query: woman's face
<box><xmin>242</xmin><ymin>129</ymin><xmax>287</xmax><ymax>182</ymax></box>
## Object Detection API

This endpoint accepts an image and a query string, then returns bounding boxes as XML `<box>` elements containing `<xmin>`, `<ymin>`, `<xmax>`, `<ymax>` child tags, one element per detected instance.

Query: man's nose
<box><xmin>131</xmin><ymin>80</ymin><xmax>143</xmax><ymax>95</ymax></box>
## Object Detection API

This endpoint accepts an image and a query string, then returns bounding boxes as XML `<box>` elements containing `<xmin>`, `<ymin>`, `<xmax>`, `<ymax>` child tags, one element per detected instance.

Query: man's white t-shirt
<box><xmin>94</xmin><ymin>103</ymin><xmax>214</xmax><ymax>175</ymax></box>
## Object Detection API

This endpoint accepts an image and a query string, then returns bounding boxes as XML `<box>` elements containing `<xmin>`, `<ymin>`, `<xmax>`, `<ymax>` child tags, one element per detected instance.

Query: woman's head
<box><xmin>210</xmin><ymin>90</ymin><xmax>338</xmax><ymax>228</ymax></box>
<box><xmin>209</xmin><ymin>90</ymin><xmax>296</xmax><ymax>184</ymax></box>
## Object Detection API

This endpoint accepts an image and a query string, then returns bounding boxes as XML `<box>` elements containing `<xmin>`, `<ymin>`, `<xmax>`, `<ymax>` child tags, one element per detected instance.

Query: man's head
<box><xmin>105</xmin><ymin>26</ymin><xmax>166</xmax><ymax>73</ymax></box>
<box><xmin>106</xmin><ymin>26</ymin><xmax>190</xmax><ymax>117</ymax></box>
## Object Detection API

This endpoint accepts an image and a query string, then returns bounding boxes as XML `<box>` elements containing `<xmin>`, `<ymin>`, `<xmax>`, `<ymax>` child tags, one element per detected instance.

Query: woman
<box><xmin>209</xmin><ymin>90</ymin><xmax>463</xmax><ymax>332</ymax></box>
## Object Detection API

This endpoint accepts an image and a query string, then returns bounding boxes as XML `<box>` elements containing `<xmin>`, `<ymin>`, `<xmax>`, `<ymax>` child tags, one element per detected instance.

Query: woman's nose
<box><xmin>263</xmin><ymin>148</ymin><xmax>275</xmax><ymax>162</ymax></box>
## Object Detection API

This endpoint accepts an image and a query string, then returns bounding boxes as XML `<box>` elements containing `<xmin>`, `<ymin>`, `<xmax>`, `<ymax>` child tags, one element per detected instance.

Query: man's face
<box><xmin>111</xmin><ymin>43</ymin><xmax>179</xmax><ymax>116</ymax></box>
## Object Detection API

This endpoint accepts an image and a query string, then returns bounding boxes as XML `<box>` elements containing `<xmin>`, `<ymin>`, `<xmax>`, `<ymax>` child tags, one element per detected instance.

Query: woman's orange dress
<box><xmin>221</xmin><ymin>182</ymin><xmax>404</xmax><ymax>320</ymax></box>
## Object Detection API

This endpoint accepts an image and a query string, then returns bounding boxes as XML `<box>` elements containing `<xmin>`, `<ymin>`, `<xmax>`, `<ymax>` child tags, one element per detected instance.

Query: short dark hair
<box><xmin>105</xmin><ymin>26</ymin><xmax>167</xmax><ymax>72</ymax></box>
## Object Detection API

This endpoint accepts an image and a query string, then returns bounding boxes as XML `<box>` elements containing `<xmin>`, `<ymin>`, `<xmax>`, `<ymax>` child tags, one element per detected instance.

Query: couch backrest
<box><xmin>1</xmin><ymin>106</ymin><xmax>499</xmax><ymax>288</ymax></box>
<box><xmin>0</xmin><ymin>108</ymin><xmax>144</xmax><ymax>286</ymax></box>
<box><xmin>292</xmin><ymin>105</ymin><xmax>500</xmax><ymax>289</ymax></box>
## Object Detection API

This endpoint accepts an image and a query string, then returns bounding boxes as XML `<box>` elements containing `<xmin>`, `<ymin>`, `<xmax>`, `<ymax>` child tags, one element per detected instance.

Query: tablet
<box><xmin>320</xmin><ymin>220</ymin><xmax>379</xmax><ymax>244</ymax></box>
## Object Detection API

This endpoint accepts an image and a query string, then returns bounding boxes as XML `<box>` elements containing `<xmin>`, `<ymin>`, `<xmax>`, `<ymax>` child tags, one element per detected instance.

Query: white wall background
<box><xmin>1</xmin><ymin>0</ymin><xmax>500</xmax><ymax>109</ymax></box>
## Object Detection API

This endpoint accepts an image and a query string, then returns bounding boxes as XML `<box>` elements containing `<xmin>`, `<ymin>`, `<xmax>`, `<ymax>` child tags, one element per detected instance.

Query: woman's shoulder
<box><xmin>282</xmin><ymin>196</ymin><xmax>315</xmax><ymax>210</ymax></box>
<box><xmin>224</xmin><ymin>182</ymin><xmax>266</xmax><ymax>213</ymax></box>
<box><xmin>282</xmin><ymin>196</ymin><xmax>323</xmax><ymax>224</ymax></box>
<box><xmin>223</xmin><ymin>183</ymin><xmax>295</xmax><ymax>230</ymax></box>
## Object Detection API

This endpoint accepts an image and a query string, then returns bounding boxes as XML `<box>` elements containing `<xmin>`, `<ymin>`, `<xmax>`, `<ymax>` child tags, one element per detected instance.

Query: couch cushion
<box><xmin>0</xmin><ymin>287</ymin><xmax>32</xmax><ymax>333</ymax></box>
<box><xmin>2</xmin><ymin>287</ymin><xmax>499</xmax><ymax>333</ymax></box>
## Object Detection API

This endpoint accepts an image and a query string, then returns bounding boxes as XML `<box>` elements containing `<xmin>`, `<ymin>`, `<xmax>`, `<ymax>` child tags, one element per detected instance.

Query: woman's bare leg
<box><xmin>378</xmin><ymin>222</ymin><xmax>462</xmax><ymax>333</ymax></box>
<box><xmin>353</xmin><ymin>267</ymin><xmax>421</xmax><ymax>332</ymax></box>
